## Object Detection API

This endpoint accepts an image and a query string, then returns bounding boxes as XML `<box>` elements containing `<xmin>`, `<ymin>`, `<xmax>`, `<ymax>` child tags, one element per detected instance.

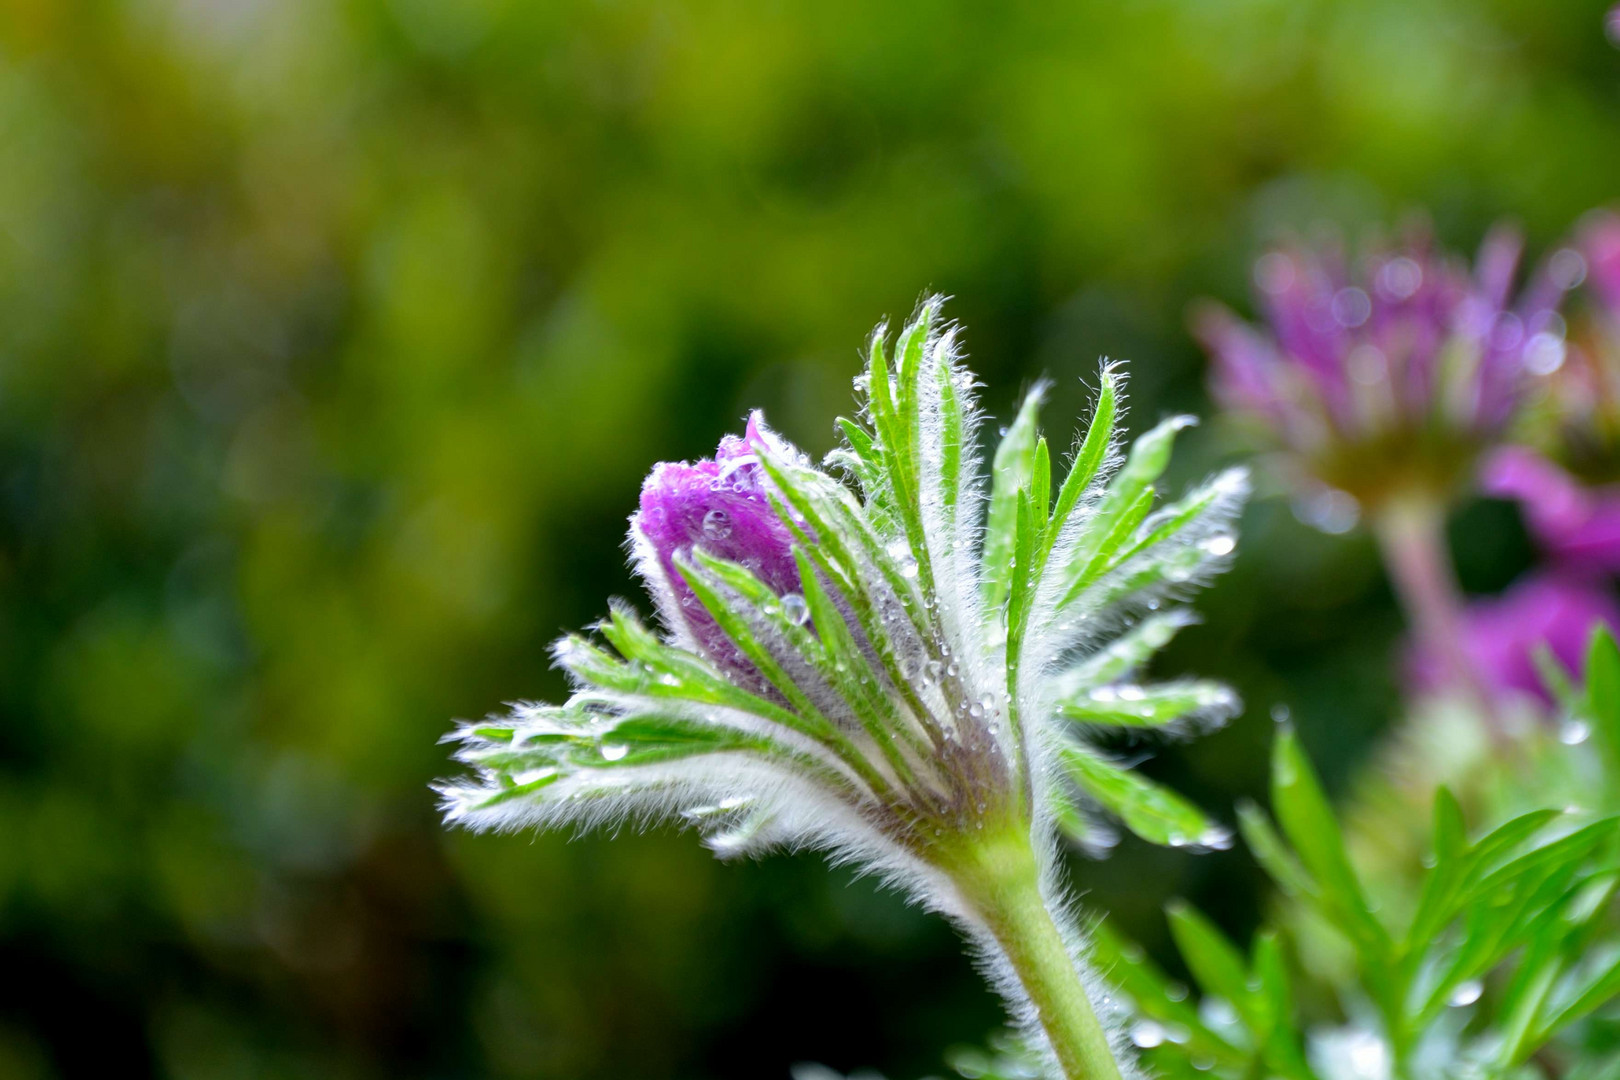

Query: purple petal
<box><xmin>632</xmin><ymin>421</ymin><xmax>800</xmax><ymax>679</ymax></box>
<box><xmin>1482</xmin><ymin>447</ymin><xmax>1620</xmax><ymax>574</ymax></box>
<box><xmin>1582</xmin><ymin>213</ymin><xmax>1620</xmax><ymax>314</ymax></box>
<box><xmin>1412</xmin><ymin>571</ymin><xmax>1620</xmax><ymax>705</ymax></box>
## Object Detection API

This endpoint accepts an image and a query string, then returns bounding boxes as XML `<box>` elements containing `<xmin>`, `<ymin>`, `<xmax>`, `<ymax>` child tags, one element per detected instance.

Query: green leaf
<box><xmin>1585</xmin><ymin>624</ymin><xmax>1620</xmax><ymax>768</ymax></box>
<box><xmin>1166</xmin><ymin>901</ymin><xmax>1253</xmax><ymax>1015</ymax></box>
<box><xmin>936</xmin><ymin>353</ymin><xmax>965</xmax><ymax>530</ymax></box>
<box><xmin>1005</xmin><ymin>491</ymin><xmax>1042</xmax><ymax>711</ymax></box>
<box><xmin>1043</xmin><ymin>369</ymin><xmax>1118</xmax><ymax>570</ymax></box>
<box><xmin>1533</xmin><ymin>941</ymin><xmax>1620</xmax><ymax>1046</ymax></box>
<box><xmin>1056</xmin><ymin>679</ymin><xmax>1234</xmax><ymax>728</ymax></box>
<box><xmin>1270</xmin><ymin>728</ymin><xmax>1391</xmax><ymax>962</ymax></box>
<box><xmin>983</xmin><ymin>383</ymin><xmax>1047</xmax><ymax>614</ymax></box>
<box><xmin>1250</xmin><ymin>931</ymin><xmax>1313</xmax><ymax>1080</ymax></box>
<box><xmin>1089</xmin><ymin>920</ymin><xmax>1240</xmax><ymax>1066</ymax></box>
<box><xmin>792</xmin><ymin>545</ymin><xmax>927</xmax><ymax>781</ymax></box>
<box><xmin>1060</xmin><ymin>610</ymin><xmax>1196</xmax><ymax>687</ymax></box>
<box><xmin>1403</xmin><ymin>787</ymin><xmax>1470</xmax><ymax>965</ymax></box>
<box><xmin>1117</xmin><ymin>471</ymin><xmax>1235</xmax><ymax>566</ymax></box>
<box><xmin>1060</xmin><ymin>482</ymin><xmax>1157</xmax><ymax>605</ymax></box>
<box><xmin>1236</xmin><ymin>800</ymin><xmax>1315</xmax><ymax>901</ymax></box>
<box><xmin>1061</xmin><ymin>746</ymin><xmax>1225</xmax><ymax>849</ymax></box>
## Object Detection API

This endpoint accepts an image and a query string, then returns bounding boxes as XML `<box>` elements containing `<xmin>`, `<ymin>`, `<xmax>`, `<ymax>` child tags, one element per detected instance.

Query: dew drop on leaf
<box><xmin>780</xmin><ymin>593</ymin><xmax>810</xmax><ymax>625</ymax></box>
<box><xmin>1130</xmin><ymin>1020</ymin><xmax>1166</xmax><ymax>1048</ymax></box>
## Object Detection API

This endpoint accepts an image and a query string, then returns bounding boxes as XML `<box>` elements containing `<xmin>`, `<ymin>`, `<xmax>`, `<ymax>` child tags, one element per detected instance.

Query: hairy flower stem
<box><xmin>1372</xmin><ymin>494</ymin><xmax>1505</xmax><ymax>739</ymax></box>
<box><xmin>949</xmin><ymin>830</ymin><xmax>1125</xmax><ymax>1080</ymax></box>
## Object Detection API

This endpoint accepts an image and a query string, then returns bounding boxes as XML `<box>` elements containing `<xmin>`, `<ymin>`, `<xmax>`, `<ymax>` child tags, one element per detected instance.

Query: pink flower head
<box><xmin>631</xmin><ymin>413</ymin><xmax>801</xmax><ymax>681</ymax></box>
<box><xmin>1195</xmin><ymin>228</ymin><xmax>1570</xmax><ymax>513</ymax></box>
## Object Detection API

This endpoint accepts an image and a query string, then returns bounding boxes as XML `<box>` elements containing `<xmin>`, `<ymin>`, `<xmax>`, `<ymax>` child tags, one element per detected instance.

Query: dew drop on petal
<box><xmin>600</xmin><ymin>743</ymin><xmax>629</xmax><ymax>762</ymax></box>
<box><xmin>1560</xmin><ymin>717</ymin><xmax>1591</xmax><ymax>745</ymax></box>
<box><xmin>1448</xmin><ymin>980</ymin><xmax>1483</xmax><ymax>1007</ymax></box>
<box><xmin>701</xmin><ymin>509</ymin><xmax>732</xmax><ymax>539</ymax></box>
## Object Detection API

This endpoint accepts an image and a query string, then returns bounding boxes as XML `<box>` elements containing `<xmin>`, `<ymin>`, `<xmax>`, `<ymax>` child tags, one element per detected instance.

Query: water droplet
<box><xmin>1550</xmin><ymin>248</ymin><xmax>1587</xmax><ymax>290</ymax></box>
<box><xmin>1201</xmin><ymin>533</ymin><xmax>1236</xmax><ymax>557</ymax></box>
<box><xmin>1130</xmin><ymin>1020</ymin><xmax>1166</xmax><ymax>1048</ymax></box>
<box><xmin>898</xmin><ymin>556</ymin><xmax>919</xmax><ymax>579</ymax></box>
<box><xmin>1524</xmin><ymin>331</ymin><xmax>1566</xmax><ymax>375</ymax></box>
<box><xmin>600</xmin><ymin>743</ymin><xmax>629</xmax><ymax>762</ymax></box>
<box><xmin>1292</xmin><ymin>485</ymin><xmax>1359</xmax><ymax>535</ymax></box>
<box><xmin>1448</xmin><ymin>980</ymin><xmax>1483</xmax><ymax>1007</ymax></box>
<box><xmin>1560</xmin><ymin>717</ymin><xmax>1591</xmax><ymax>745</ymax></box>
<box><xmin>1376</xmin><ymin>256</ymin><xmax>1423</xmax><ymax>300</ymax></box>
<box><xmin>1332</xmin><ymin>286</ymin><xmax>1371</xmax><ymax>328</ymax></box>
<box><xmin>1270</xmin><ymin>703</ymin><xmax>1292</xmax><ymax>725</ymax></box>
<box><xmin>780</xmin><ymin>593</ymin><xmax>810</xmax><ymax>625</ymax></box>
<box><xmin>701</xmin><ymin>509</ymin><xmax>732</xmax><ymax>540</ymax></box>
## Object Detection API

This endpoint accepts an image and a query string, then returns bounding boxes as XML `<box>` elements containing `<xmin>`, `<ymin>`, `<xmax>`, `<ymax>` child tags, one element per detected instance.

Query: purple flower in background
<box><xmin>1481</xmin><ymin>215</ymin><xmax>1620</xmax><ymax>576</ymax></box>
<box><xmin>1412</xmin><ymin>571</ymin><xmax>1620</xmax><ymax>706</ymax></box>
<box><xmin>1483</xmin><ymin>447</ymin><xmax>1620</xmax><ymax>575</ymax></box>
<box><xmin>1587</xmin><ymin>212</ymin><xmax>1620</xmax><ymax>311</ymax></box>
<box><xmin>1608</xmin><ymin>4</ymin><xmax>1620</xmax><ymax>47</ymax></box>
<box><xmin>631</xmin><ymin>413</ymin><xmax>802</xmax><ymax>681</ymax></box>
<box><xmin>1194</xmin><ymin>228</ymin><xmax>1569</xmax><ymax>525</ymax></box>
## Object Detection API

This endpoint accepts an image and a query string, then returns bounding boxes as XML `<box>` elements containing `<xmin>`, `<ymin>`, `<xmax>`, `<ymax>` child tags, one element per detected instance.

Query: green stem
<box><xmin>949</xmin><ymin>830</ymin><xmax>1125</xmax><ymax>1080</ymax></box>
<box><xmin>1371</xmin><ymin>493</ymin><xmax>1505</xmax><ymax>739</ymax></box>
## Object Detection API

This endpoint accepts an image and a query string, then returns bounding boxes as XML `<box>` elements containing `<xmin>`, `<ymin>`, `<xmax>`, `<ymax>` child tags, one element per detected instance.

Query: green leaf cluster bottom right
<box><xmin>905</xmin><ymin>628</ymin><xmax>1620</xmax><ymax>1080</ymax></box>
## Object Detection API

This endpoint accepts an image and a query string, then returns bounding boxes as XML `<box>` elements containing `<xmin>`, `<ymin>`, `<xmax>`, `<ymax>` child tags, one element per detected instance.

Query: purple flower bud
<box><xmin>1195</xmin><ymin>227</ymin><xmax>1571</xmax><ymax>512</ymax></box>
<box><xmin>631</xmin><ymin>413</ymin><xmax>800</xmax><ymax>679</ymax></box>
<box><xmin>1410</xmin><ymin>571</ymin><xmax>1620</xmax><ymax>706</ymax></box>
<box><xmin>1483</xmin><ymin>447</ymin><xmax>1620</xmax><ymax>575</ymax></box>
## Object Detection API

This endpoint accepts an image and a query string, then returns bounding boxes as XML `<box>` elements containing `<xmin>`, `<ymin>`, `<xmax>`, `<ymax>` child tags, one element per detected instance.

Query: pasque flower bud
<box><xmin>633</xmin><ymin>415</ymin><xmax>801</xmax><ymax>683</ymax></box>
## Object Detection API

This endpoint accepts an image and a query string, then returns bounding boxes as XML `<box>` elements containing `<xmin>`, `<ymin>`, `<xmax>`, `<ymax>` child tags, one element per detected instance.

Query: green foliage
<box><xmin>1098</xmin><ymin>724</ymin><xmax>1620</xmax><ymax>1079</ymax></box>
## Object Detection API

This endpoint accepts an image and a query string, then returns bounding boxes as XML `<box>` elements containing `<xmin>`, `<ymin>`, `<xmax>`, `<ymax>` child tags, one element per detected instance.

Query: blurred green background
<box><xmin>1</xmin><ymin>0</ymin><xmax>1616</xmax><ymax>1076</ymax></box>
